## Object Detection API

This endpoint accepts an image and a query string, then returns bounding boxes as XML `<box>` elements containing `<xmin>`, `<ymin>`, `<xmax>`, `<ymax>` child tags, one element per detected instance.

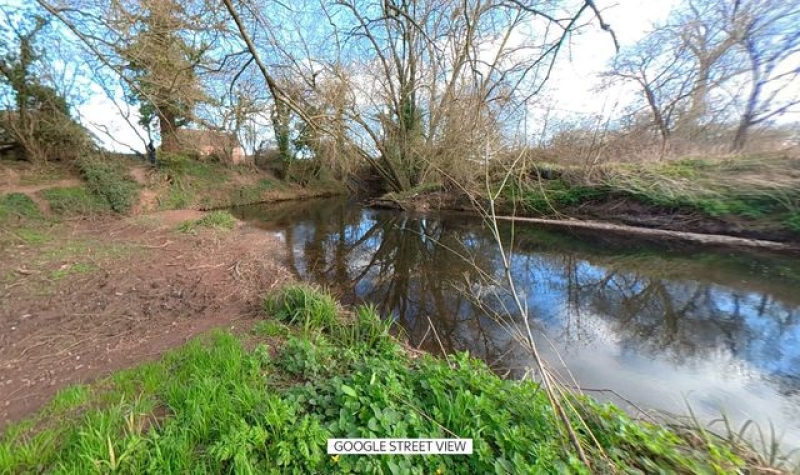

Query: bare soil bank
<box><xmin>0</xmin><ymin>213</ymin><xmax>291</xmax><ymax>428</ymax></box>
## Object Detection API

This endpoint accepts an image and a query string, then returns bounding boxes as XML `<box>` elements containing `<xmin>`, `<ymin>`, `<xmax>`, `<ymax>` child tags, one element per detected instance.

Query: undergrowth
<box><xmin>78</xmin><ymin>156</ymin><xmax>140</xmax><ymax>213</ymax></box>
<box><xmin>0</xmin><ymin>285</ymin><xmax>777</xmax><ymax>474</ymax></box>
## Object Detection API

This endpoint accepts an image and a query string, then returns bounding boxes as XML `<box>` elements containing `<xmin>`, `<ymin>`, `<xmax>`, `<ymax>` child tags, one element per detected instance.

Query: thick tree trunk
<box><xmin>159</xmin><ymin>112</ymin><xmax>179</xmax><ymax>154</ymax></box>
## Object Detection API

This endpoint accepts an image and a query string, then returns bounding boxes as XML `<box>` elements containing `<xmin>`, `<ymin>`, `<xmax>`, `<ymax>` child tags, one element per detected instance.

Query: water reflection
<box><xmin>233</xmin><ymin>198</ymin><xmax>800</xmax><ymax>448</ymax></box>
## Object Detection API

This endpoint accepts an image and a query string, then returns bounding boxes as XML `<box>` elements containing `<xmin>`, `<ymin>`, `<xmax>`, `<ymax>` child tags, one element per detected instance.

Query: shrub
<box><xmin>77</xmin><ymin>156</ymin><xmax>140</xmax><ymax>213</ymax></box>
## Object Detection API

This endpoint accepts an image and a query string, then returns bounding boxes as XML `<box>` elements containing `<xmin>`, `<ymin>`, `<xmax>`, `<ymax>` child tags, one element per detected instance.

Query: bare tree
<box><xmin>223</xmin><ymin>0</ymin><xmax>615</xmax><ymax>192</ymax></box>
<box><xmin>603</xmin><ymin>27</ymin><xmax>695</xmax><ymax>154</ymax></box>
<box><xmin>728</xmin><ymin>0</ymin><xmax>800</xmax><ymax>151</ymax></box>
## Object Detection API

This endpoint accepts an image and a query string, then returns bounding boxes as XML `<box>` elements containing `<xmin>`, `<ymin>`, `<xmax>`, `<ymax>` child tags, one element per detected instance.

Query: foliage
<box><xmin>116</xmin><ymin>1</ymin><xmax>208</xmax><ymax>152</ymax></box>
<box><xmin>0</xmin><ymin>193</ymin><xmax>42</xmax><ymax>221</ymax></box>
<box><xmin>78</xmin><ymin>156</ymin><xmax>141</xmax><ymax>213</ymax></box>
<box><xmin>39</xmin><ymin>186</ymin><xmax>110</xmax><ymax>216</ymax></box>
<box><xmin>0</xmin><ymin>11</ymin><xmax>92</xmax><ymax>163</ymax></box>
<box><xmin>0</xmin><ymin>286</ymin><xmax>768</xmax><ymax>474</ymax></box>
<box><xmin>177</xmin><ymin>210</ymin><xmax>237</xmax><ymax>233</ymax></box>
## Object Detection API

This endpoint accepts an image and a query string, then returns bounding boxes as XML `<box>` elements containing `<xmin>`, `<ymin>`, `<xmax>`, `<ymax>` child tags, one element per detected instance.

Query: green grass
<box><xmin>177</xmin><ymin>211</ymin><xmax>238</xmax><ymax>233</ymax></box>
<box><xmin>0</xmin><ymin>286</ymin><xmax>768</xmax><ymax>474</ymax></box>
<box><xmin>39</xmin><ymin>186</ymin><xmax>110</xmax><ymax>216</ymax></box>
<box><xmin>49</xmin><ymin>262</ymin><xmax>98</xmax><ymax>280</ymax></box>
<box><xmin>0</xmin><ymin>193</ymin><xmax>42</xmax><ymax>221</ymax></box>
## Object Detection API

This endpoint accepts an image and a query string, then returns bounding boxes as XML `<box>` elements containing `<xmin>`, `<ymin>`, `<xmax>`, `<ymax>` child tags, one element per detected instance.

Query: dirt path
<box><xmin>0</xmin><ymin>213</ymin><xmax>291</xmax><ymax>428</ymax></box>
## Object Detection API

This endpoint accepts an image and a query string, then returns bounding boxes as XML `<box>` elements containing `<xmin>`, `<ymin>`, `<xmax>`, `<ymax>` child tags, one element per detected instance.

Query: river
<box><xmin>232</xmin><ymin>197</ymin><xmax>800</xmax><ymax>452</ymax></box>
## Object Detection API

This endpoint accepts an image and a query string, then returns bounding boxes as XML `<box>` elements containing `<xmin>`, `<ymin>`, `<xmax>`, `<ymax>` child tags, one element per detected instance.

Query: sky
<box><xmin>5</xmin><ymin>0</ymin><xmax>680</xmax><ymax>153</ymax></box>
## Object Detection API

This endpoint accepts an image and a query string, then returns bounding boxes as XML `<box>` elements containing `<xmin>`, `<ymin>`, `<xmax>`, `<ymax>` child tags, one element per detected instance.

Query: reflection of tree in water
<box><xmin>248</xmin><ymin>199</ymin><xmax>800</xmax><ymax>381</ymax></box>
<box><xmin>277</xmin><ymin>203</ymin><xmax>517</xmax><ymax>364</ymax></box>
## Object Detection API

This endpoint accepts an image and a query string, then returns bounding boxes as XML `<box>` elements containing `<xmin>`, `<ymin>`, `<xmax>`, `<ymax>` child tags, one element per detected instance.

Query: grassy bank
<box><xmin>149</xmin><ymin>154</ymin><xmax>342</xmax><ymax>212</ymax></box>
<box><xmin>1</xmin><ymin>154</ymin><xmax>344</xmax><ymax>220</ymax></box>
<box><xmin>505</xmin><ymin>155</ymin><xmax>800</xmax><ymax>240</ymax></box>
<box><xmin>1</xmin><ymin>284</ymin><xmax>774</xmax><ymax>474</ymax></box>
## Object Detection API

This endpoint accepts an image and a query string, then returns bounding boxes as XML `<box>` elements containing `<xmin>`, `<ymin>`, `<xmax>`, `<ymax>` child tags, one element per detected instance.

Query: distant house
<box><xmin>175</xmin><ymin>129</ymin><xmax>247</xmax><ymax>165</ymax></box>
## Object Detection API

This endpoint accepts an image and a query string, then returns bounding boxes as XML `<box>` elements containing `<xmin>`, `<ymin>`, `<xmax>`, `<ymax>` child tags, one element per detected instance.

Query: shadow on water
<box><xmin>233</xmin><ymin>197</ymin><xmax>800</xmax><ymax>449</ymax></box>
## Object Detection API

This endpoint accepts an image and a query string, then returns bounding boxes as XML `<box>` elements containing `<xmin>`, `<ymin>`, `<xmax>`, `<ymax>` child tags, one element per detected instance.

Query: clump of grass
<box><xmin>177</xmin><ymin>210</ymin><xmax>238</xmax><ymax>233</ymax></box>
<box><xmin>0</xmin><ymin>193</ymin><xmax>42</xmax><ymax>221</ymax></box>
<box><xmin>77</xmin><ymin>155</ymin><xmax>140</xmax><ymax>213</ymax></box>
<box><xmin>264</xmin><ymin>283</ymin><xmax>339</xmax><ymax>332</ymax></box>
<box><xmin>39</xmin><ymin>186</ymin><xmax>109</xmax><ymax>216</ymax></box>
<box><xmin>252</xmin><ymin>319</ymin><xmax>291</xmax><ymax>338</ymax></box>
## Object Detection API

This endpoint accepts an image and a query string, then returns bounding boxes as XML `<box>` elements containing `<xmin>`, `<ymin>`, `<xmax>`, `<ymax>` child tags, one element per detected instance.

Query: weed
<box><xmin>229</xmin><ymin>179</ymin><xmax>278</xmax><ymax>206</ymax></box>
<box><xmin>39</xmin><ymin>186</ymin><xmax>110</xmax><ymax>216</ymax></box>
<box><xmin>276</xmin><ymin>335</ymin><xmax>335</xmax><ymax>379</ymax></box>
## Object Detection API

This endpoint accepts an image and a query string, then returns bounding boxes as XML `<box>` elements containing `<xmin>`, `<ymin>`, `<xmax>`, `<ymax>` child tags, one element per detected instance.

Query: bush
<box><xmin>77</xmin><ymin>156</ymin><xmax>140</xmax><ymax>213</ymax></box>
<box><xmin>39</xmin><ymin>186</ymin><xmax>109</xmax><ymax>216</ymax></box>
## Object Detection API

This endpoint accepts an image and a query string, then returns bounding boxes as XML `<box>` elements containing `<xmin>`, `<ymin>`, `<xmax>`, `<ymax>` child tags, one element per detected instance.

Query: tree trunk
<box><xmin>159</xmin><ymin>112</ymin><xmax>179</xmax><ymax>154</ymax></box>
<box><xmin>731</xmin><ymin>119</ymin><xmax>750</xmax><ymax>152</ymax></box>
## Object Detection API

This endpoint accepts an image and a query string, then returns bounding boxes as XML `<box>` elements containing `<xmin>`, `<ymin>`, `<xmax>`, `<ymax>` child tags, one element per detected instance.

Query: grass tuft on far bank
<box><xmin>0</xmin><ymin>285</ymin><xmax>778</xmax><ymax>474</ymax></box>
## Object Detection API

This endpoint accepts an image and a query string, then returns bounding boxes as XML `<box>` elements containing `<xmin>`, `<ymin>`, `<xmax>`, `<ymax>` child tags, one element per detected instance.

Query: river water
<box><xmin>232</xmin><ymin>197</ymin><xmax>800</xmax><ymax>451</ymax></box>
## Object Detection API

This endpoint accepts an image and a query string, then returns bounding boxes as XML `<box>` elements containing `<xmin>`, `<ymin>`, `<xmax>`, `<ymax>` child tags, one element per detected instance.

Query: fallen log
<box><xmin>493</xmin><ymin>215</ymin><xmax>800</xmax><ymax>253</ymax></box>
